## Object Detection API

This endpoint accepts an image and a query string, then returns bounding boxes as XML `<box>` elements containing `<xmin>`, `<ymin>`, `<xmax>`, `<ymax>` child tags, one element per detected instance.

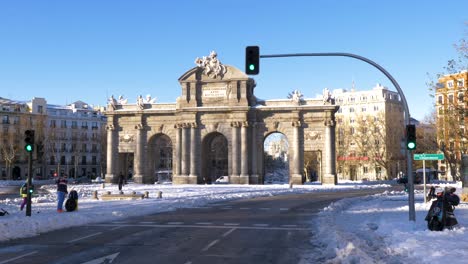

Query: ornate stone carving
<box><xmin>190</xmin><ymin>122</ymin><xmax>198</xmax><ymax>129</ymax></box>
<box><xmin>137</xmin><ymin>95</ymin><xmax>145</xmax><ymax>110</ymax></box>
<box><xmin>242</xmin><ymin>121</ymin><xmax>249</xmax><ymax>127</ymax></box>
<box><xmin>305</xmin><ymin>131</ymin><xmax>322</xmax><ymax>141</ymax></box>
<box><xmin>273</xmin><ymin>121</ymin><xmax>280</xmax><ymax>130</ymax></box>
<box><xmin>106</xmin><ymin>124</ymin><xmax>115</xmax><ymax>131</ymax></box>
<box><xmin>158</xmin><ymin>124</ymin><xmax>164</xmax><ymax>132</ymax></box>
<box><xmin>194</xmin><ymin>51</ymin><xmax>227</xmax><ymax>79</ymax></box>
<box><xmin>135</xmin><ymin>124</ymin><xmax>145</xmax><ymax>130</ymax></box>
<box><xmin>118</xmin><ymin>95</ymin><xmax>128</xmax><ymax>104</ymax></box>
<box><xmin>107</xmin><ymin>95</ymin><xmax>118</xmax><ymax>111</ymax></box>
<box><xmin>120</xmin><ymin>134</ymin><xmax>134</xmax><ymax>143</ymax></box>
<box><xmin>145</xmin><ymin>94</ymin><xmax>157</xmax><ymax>104</ymax></box>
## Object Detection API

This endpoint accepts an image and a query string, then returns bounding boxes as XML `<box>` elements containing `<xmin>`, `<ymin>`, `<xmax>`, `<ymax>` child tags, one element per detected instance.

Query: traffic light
<box><xmin>406</xmin><ymin>124</ymin><xmax>416</xmax><ymax>150</ymax></box>
<box><xmin>29</xmin><ymin>186</ymin><xmax>34</xmax><ymax>194</ymax></box>
<box><xmin>24</xmin><ymin>130</ymin><xmax>35</xmax><ymax>152</ymax></box>
<box><xmin>245</xmin><ymin>46</ymin><xmax>260</xmax><ymax>75</ymax></box>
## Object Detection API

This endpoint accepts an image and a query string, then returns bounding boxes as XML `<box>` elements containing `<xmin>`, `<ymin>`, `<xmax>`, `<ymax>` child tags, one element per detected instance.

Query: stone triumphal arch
<box><xmin>105</xmin><ymin>51</ymin><xmax>338</xmax><ymax>185</ymax></box>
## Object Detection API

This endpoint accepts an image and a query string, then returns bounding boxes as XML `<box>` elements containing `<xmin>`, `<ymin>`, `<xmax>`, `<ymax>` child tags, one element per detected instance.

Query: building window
<box><xmin>92</xmin><ymin>156</ymin><xmax>97</xmax><ymax>165</ymax></box>
<box><xmin>361</xmin><ymin>107</ymin><xmax>366</xmax><ymax>112</ymax></box>
<box><xmin>363</xmin><ymin>167</ymin><xmax>368</xmax><ymax>173</ymax></box>
<box><xmin>60</xmin><ymin>156</ymin><xmax>66</xmax><ymax>165</ymax></box>
<box><xmin>82</xmin><ymin>121</ymin><xmax>88</xmax><ymax>129</ymax></box>
<box><xmin>82</xmin><ymin>144</ymin><xmax>87</xmax><ymax>152</ymax></box>
<box><xmin>350</xmin><ymin>107</ymin><xmax>355</xmax><ymax>113</ymax></box>
<box><xmin>438</xmin><ymin>96</ymin><xmax>443</xmax><ymax>104</ymax></box>
<box><xmin>13</xmin><ymin>116</ymin><xmax>19</xmax><ymax>124</ymax></box>
<box><xmin>350</xmin><ymin>127</ymin><xmax>355</xmax><ymax>135</ymax></box>
<box><xmin>92</xmin><ymin>122</ymin><xmax>98</xmax><ymax>129</ymax></box>
<box><xmin>2</xmin><ymin>115</ymin><xmax>9</xmax><ymax>124</ymax></box>
<box><xmin>373</xmin><ymin>106</ymin><xmax>379</xmax><ymax>111</ymax></box>
<box><xmin>50</xmin><ymin>120</ymin><xmax>56</xmax><ymax>128</ymax></box>
<box><xmin>61</xmin><ymin>120</ymin><xmax>67</xmax><ymax>128</ymax></box>
<box><xmin>447</xmin><ymin>80</ymin><xmax>454</xmax><ymax>88</ymax></box>
<box><xmin>458</xmin><ymin>93</ymin><xmax>464</xmax><ymax>102</ymax></box>
<box><xmin>72</xmin><ymin>121</ymin><xmax>78</xmax><ymax>129</ymax></box>
<box><xmin>449</xmin><ymin>94</ymin><xmax>454</xmax><ymax>104</ymax></box>
<box><xmin>457</xmin><ymin>79</ymin><xmax>465</xmax><ymax>88</ymax></box>
<box><xmin>37</xmin><ymin>105</ymin><xmax>43</xmax><ymax>114</ymax></box>
<box><xmin>81</xmin><ymin>156</ymin><xmax>87</xmax><ymax>165</ymax></box>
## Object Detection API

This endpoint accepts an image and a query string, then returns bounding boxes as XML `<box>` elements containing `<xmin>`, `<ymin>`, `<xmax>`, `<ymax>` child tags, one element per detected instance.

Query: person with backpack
<box><xmin>56</xmin><ymin>175</ymin><xmax>68</xmax><ymax>213</ymax></box>
<box><xmin>19</xmin><ymin>181</ymin><xmax>34</xmax><ymax>211</ymax></box>
<box><xmin>425</xmin><ymin>186</ymin><xmax>460</xmax><ymax>231</ymax></box>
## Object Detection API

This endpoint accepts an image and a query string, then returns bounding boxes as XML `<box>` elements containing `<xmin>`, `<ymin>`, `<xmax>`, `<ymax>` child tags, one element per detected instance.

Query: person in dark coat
<box><xmin>56</xmin><ymin>175</ymin><xmax>68</xmax><ymax>213</ymax></box>
<box><xmin>118</xmin><ymin>173</ymin><xmax>124</xmax><ymax>191</ymax></box>
<box><xmin>442</xmin><ymin>187</ymin><xmax>460</xmax><ymax>229</ymax></box>
<box><xmin>425</xmin><ymin>186</ymin><xmax>460</xmax><ymax>230</ymax></box>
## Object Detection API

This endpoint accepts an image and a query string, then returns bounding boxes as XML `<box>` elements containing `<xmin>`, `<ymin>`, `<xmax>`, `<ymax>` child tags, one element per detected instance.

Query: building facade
<box><xmin>0</xmin><ymin>97</ymin><xmax>106</xmax><ymax>180</ymax></box>
<box><xmin>435</xmin><ymin>71</ymin><xmax>468</xmax><ymax>179</ymax></box>
<box><xmin>333</xmin><ymin>84</ymin><xmax>406</xmax><ymax>180</ymax></box>
<box><xmin>105</xmin><ymin>52</ymin><xmax>339</xmax><ymax>185</ymax></box>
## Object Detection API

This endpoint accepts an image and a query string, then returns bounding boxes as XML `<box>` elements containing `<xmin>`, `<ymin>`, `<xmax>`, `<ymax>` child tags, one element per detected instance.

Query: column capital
<box><xmin>230</xmin><ymin>121</ymin><xmax>242</xmax><ymax>128</ymax></box>
<box><xmin>135</xmin><ymin>123</ymin><xmax>145</xmax><ymax>130</ymax></box>
<box><xmin>324</xmin><ymin>118</ymin><xmax>335</xmax><ymax>127</ymax></box>
<box><xmin>106</xmin><ymin>124</ymin><xmax>115</xmax><ymax>131</ymax></box>
<box><xmin>291</xmin><ymin>120</ymin><xmax>302</xmax><ymax>127</ymax></box>
<box><xmin>242</xmin><ymin>121</ymin><xmax>249</xmax><ymax>127</ymax></box>
<box><xmin>190</xmin><ymin>122</ymin><xmax>198</xmax><ymax>129</ymax></box>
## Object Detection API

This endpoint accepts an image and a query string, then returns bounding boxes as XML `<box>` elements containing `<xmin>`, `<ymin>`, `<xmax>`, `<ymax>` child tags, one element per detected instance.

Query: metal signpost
<box><xmin>414</xmin><ymin>153</ymin><xmax>445</xmax><ymax>203</ymax></box>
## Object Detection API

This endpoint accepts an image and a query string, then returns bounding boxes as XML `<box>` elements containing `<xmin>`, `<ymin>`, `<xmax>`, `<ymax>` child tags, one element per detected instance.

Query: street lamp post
<box><xmin>259</xmin><ymin>52</ymin><xmax>415</xmax><ymax>221</ymax></box>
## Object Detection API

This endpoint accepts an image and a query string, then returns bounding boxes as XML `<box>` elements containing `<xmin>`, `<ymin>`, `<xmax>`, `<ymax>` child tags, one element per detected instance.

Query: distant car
<box><xmin>91</xmin><ymin>177</ymin><xmax>105</xmax><ymax>183</ymax></box>
<box><xmin>396</xmin><ymin>176</ymin><xmax>422</xmax><ymax>184</ymax></box>
<box><xmin>70</xmin><ymin>176</ymin><xmax>91</xmax><ymax>184</ymax></box>
<box><xmin>214</xmin><ymin>176</ymin><xmax>229</xmax><ymax>184</ymax></box>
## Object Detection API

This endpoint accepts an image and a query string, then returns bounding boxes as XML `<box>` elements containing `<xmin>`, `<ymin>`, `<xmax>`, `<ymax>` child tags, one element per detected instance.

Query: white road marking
<box><xmin>196</xmin><ymin>222</ymin><xmax>213</xmax><ymax>225</ymax></box>
<box><xmin>89</xmin><ymin>223</ymin><xmax>309</xmax><ymax>231</ymax></box>
<box><xmin>80</xmin><ymin>252</ymin><xmax>120</xmax><ymax>264</ymax></box>
<box><xmin>240</xmin><ymin>207</ymin><xmax>250</xmax><ymax>210</ymax></box>
<box><xmin>222</xmin><ymin>228</ymin><xmax>237</xmax><ymax>237</ymax></box>
<box><xmin>260</xmin><ymin>208</ymin><xmax>270</xmax><ymax>210</ymax></box>
<box><xmin>221</xmin><ymin>207</ymin><xmax>232</xmax><ymax>209</ymax></box>
<box><xmin>282</xmin><ymin>224</ymin><xmax>298</xmax><ymax>227</ymax></box>
<box><xmin>279</xmin><ymin>208</ymin><xmax>289</xmax><ymax>211</ymax></box>
<box><xmin>167</xmin><ymin>222</ymin><xmax>184</xmax><ymax>225</ymax></box>
<box><xmin>110</xmin><ymin>226</ymin><xmax>125</xmax><ymax>231</ymax></box>
<box><xmin>183</xmin><ymin>262</ymin><xmax>192</xmax><ymax>264</ymax></box>
<box><xmin>253</xmin><ymin>224</ymin><xmax>270</xmax><ymax>227</ymax></box>
<box><xmin>223</xmin><ymin>223</ymin><xmax>239</xmax><ymax>226</ymax></box>
<box><xmin>69</xmin><ymin>232</ymin><xmax>103</xmax><ymax>243</ymax></box>
<box><xmin>0</xmin><ymin>251</ymin><xmax>38</xmax><ymax>264</ymax></box>
<box><xmin>139</xmin><ymin>222</ymin><xmax>156</xmax><ymax>224</ymax></box>
<box><xmin>202</xmin><ymin>239</ymin><xmax>220</xmax><ymax>252</ymax></box>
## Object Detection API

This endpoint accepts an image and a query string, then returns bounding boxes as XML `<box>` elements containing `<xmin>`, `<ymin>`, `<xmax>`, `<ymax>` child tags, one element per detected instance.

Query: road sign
<box><xmin>414</xmin><ymin>153</ymin><xmax>444</xmax><ymax>161</ymax></box>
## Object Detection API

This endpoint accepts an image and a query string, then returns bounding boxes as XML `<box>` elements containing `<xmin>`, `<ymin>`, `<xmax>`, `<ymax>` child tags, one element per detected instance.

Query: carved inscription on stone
<box><xmin>202</xmin><ymin>85</ymin><xmax>227</xmax><ymax>98</ymax></box>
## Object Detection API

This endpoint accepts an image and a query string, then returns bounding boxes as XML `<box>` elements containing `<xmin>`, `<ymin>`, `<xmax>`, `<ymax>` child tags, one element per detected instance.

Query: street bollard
<box><xmin>144</xmin><ymin>191</ymin><xmax>149</xmax><ymax>198</ymax></box>
<box><xmin>119</xmin><ymin>191</ymin><xmax>124</xmax><ymax>195</ymax></box>
<box><xmin>157</xmin><ymin>191</ymin><xmax>162</xmax><ymax>199</ymax></box>
<box><xmin>93</xmin><ymin>190</ymin><xmax>99</xmax><ymax>200</ymax></box>
<box><xmin>289</xmin><ymin>182</ymin><xmax>293</xmax><ymax>189</ymax></box>
<box><xmin>107</xmin><ymin>191</ymin><xmax>111</xmax><ymax>195</ymax></box>
<box><xmin>101</xmin><ymin>183</ymin><xmax>105</xmax><ymax>189</ymax></box>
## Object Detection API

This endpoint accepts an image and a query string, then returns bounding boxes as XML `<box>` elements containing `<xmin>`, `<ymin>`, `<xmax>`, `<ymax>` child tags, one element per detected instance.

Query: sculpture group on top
<box><xmin>195</xmin><ymin>51</ymin><xmax>227</xmax><ymax>79</ymax></box>
<box><xmin>107</xmin><ymin>94</ymin><xmax>157</xmax><ymax>111</ymax></box>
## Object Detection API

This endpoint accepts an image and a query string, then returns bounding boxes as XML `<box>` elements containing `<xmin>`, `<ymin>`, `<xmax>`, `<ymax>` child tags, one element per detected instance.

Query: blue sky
<box><xmin>0</xmin><ymin>0</ymin><xmax>466</xmax><ymax>120</ymax></box>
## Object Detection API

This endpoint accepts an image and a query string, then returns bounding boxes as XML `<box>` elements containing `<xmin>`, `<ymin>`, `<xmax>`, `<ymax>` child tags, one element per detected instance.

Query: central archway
<box><xmin>148</xmin><ymin>134</ymin><xmax>173</xmax><ymax>183</ymax></box>
<box><xmin>202</xmin><ymin>132</ymin><xmax>228</xmax><ymax>184</ymax></box>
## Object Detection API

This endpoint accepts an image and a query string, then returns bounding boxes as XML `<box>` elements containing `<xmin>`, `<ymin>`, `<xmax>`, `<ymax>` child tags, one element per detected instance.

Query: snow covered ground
<box><xmin>1</xmin><ymin>180</ymin><xmax>467</xmax><ymax>263</ymax></box>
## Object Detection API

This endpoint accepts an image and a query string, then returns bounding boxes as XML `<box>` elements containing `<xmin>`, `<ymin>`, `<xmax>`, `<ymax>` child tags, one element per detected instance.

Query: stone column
<box><xmin>250</xmin><ymin>122</ymin><xmax>259</xmax><ymax>183</ymax></box>
<box><xmin>230</xmin><ymin>121</ymin><xmax>240</xmax><ymax>183</ymax></box>
<box><xmin>323</xmin><ymin>118</ymin><xmax>337</xmax><ymax>184</ymax></box>
<box><xmin>181</xmin><ymin>123</ymin><xmax>190</xmax><ymax>179</ymax></box>
<box><xmin>290</xmin><ymin>120</ymin><xmax>303</xmax><ymax>184</ymax></box>
<box><xmin>240</xmin><ymin>121</ymin><xmax>249</xmax><ymax>184</ymax></box>
<box><xmin>133</xmin><ymin>123</ymin><xmax>146</xmax><ymax>183</ymax></box>
<box><xmin>174</xmin><ymin>124</ymin><xmax>182</xmax><ymax>177</ymax></box>
<box><xmin>105</xmin><ymin>124</ymin><xmax>117</xmax><ymax>183</ymax></box>
<box><xmin>188</xmin><ymin>122</ymin><xmax>198</xmax><ymax>183</ymax></box>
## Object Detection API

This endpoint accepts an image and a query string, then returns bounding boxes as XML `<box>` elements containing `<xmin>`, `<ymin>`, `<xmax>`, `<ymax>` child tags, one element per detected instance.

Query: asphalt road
<box><xmin>0</xmin><ymin>187</ymin><xmax>390</xmax><ymax>264</ymax></box>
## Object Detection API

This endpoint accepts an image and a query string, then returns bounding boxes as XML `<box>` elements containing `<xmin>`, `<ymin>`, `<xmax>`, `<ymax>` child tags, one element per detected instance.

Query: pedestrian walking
<box><xmin>56</xmin><ymin>175</ymin><xmax>68</xmax><ymax>213</ymax></box>
<box><xmin>118</xmin><ymin>173</ymin><xmax>125</xmax><ymax>191</ymax></box>
<box><xmin>19</xmin><ymin>181</ymin><xmax>34</xmax><ymax>211</ymax></box>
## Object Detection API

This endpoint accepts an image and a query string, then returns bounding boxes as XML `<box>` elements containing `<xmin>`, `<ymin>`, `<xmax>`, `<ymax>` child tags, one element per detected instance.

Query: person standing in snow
<box><xmin>118</xmin><ymin>173</ymin><xmax>125</xmax><ymax>192</ymax></box>
<box><xmin>56</xmin><ymin>175</ymin><xmax>68</xmax><ymax>213</ymax></box>
<box><xmin>19</xmin><ymin>181</ymin><xmax>34</xmax><ymax>211</ymax></box>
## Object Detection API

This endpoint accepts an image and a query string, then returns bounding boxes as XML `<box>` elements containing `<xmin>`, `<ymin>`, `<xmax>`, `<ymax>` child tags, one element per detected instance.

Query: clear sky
<box><xmin>0</xmin><ymin>0</ymin><xmax>466</xmax><ymax>121</ymax></box>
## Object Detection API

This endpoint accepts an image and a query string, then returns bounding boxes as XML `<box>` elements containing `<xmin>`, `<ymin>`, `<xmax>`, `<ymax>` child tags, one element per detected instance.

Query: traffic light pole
<box><xmin>26</xmin><ymin>151</ymin><xmax>33</xmax><ymax>217</ymax></box>
<box><xmin>260</xmin><ymin>52</ymin><xmax>416</xmax><ymax>221</ymax></box>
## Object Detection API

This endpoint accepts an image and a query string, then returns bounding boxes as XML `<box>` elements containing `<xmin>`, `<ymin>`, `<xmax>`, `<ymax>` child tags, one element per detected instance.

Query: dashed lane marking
<box><xmin>222</xmin><ymin>228</ymin><xmax>237</xmax><ymax>237</ymax></box>
<box><xmin>0</xmin><ymin>251</ymin><xmax>38</xmax><ymax>264</ymax></box>
<box><xmin>253</xmin><ymin>224</ymin><xmax>270</xmax><ymax>227</ymax></box>
<box><xmin>202</xmin><ymin>239</ymin><xmax>220</xmax><ymax>252</ymax></box>
<box><xmin>196</xmin><ymin>222</ymin><xmax>213</xmax><ymax>225</ymax></box>
<box><xmin>223</xmin><ymin>223</ymin><xmax>240</xmax><ymax>226</ymax></box>
<box><xmin>69</xmin><ymin>232</ymin><xmax>103</xmax><ymax>243</ymax></box>
<box><xmin>89</xmin><ymin>223</ymin><xmax>309</xmax><ymax>231</ymax></box>
<box><xmin>167</xmin><ymin>222</ymin><xmax>184</xmax><ymax>225</ymax></box>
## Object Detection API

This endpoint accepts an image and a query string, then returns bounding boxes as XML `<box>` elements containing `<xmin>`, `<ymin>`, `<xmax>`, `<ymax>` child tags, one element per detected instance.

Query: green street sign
<box><xmin>414</xmin><ymin>153</ymin><xmax>444</xmax><ymax>161</ymax></box>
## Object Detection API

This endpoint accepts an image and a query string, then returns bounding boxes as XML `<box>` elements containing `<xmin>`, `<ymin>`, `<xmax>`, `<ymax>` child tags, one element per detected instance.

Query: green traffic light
<box><xmin>407</xmin><ymin>142</ymin><xmax>416</xmax><ymax>150</ymax></box>
<box><xmin>25</xmin><ymin>144</ymin><xmax>33</xmax><ymax>152</ymax></box>
<box><xmin>249</xmin><ymin>64</ymin><xmax>255</xmax><ymax>71</ymax></box>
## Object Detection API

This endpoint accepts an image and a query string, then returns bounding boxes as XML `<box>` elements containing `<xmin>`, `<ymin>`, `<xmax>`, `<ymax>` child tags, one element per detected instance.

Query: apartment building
<box><xmin>0</xmin><ymin>97</ymin><xmax>106</xmax><ymax>180</ymax></box>
<box><xmin>435</xmin><ymin>71</ymin><xmax>467</xmax><ymax>179</ymax></box>
<box><xmin>333</xmin><ymin>83</ymin><xmax>406</xmax><ymax>180</ymax></box>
